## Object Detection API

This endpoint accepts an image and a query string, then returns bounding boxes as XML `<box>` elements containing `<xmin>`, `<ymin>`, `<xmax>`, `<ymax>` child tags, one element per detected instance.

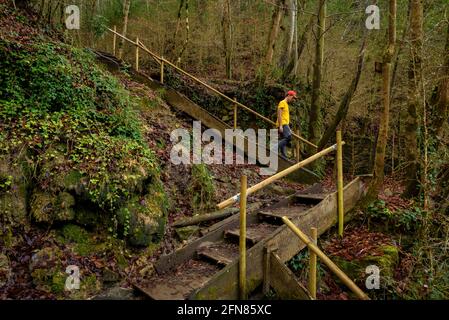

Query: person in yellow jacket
<box><xmin>276</xmin><ymin>90</ymin><xmax>297</xmax><ymax>159</ymax></box>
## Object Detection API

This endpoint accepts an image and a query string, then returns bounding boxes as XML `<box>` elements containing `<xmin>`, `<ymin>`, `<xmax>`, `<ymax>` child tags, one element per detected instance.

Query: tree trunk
<box><xmin>222</xmin><ymin>0</ymin><xmax>232</xmax><ymax>79</ymax></box>
<box><xmin>365</xmin><ymin>0</ymin><xmax>397</xmax><ymax>201</ymax></box>
<box><xmin>118</xmin><ymin>0</ymin><xmax>131</xmax><ymax>60</ymax></box>
<box><xmin>177</xmin><ymin>0</ymin><xmax>190</xmax><ymax>65</ymax></box>
<box><xmin>317</xmin><ymin>32</ymin><xmax>367</xmax><ymax>150</ymax></box>
<box><xmin>390</xmin><ymin>1</ymin><xmax>411</xmax><ymax>100</ymax></box>
<box><xmin>308</xmin><ymin>0</ymin><xmax>326</xmax><ymax>153</ymax></box>
<box><xmin>258</xmin><ymin>0</ymin><xmax>286</xmax><ymax>84</ymax></box>
<box><xmin>402</xmin><ymin>0</ymin><xmax>423</xmax><ymax>198</ymax></box>
<box><xmin>286</xmin><ymin>0</ymin><xmax>296</xmax><ymax>66</ymax></box>
<box><xmin>432</xmin><ymin>19</ymin><xmax>449</xmax><ymax>138</ymax></box>
<box><xmin>281</xmin><ymin>13</ymin><xmax>313</xmax><ymax>81</ymax></box>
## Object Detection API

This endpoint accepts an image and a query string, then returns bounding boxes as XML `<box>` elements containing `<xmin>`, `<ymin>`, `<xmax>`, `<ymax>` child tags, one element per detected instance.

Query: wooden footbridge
<box><xmin>94</xmin><ymin>29</ymin><xmax>371</xmax><ymax>300</ymax></box>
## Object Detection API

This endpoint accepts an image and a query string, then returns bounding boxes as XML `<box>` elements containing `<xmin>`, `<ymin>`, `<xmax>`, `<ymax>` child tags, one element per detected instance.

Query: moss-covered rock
<box><xmin>120</xmin><ymin>165</ymin><xmax>149</xmax><ymax>195</ymax></box>
<box><xmin>61</xmin><ymin>224</ymin><xmax>89</xmax><ymax>243</ymax></box>
<box><xmin>0</xmin><ymin>253</ymin><xmax>12</xmax><ymax>287</ymax></box>
<box><xmin>55</xmin><ymin>170</ymin><xmax>87</xmax><ymax>195</ymax></box>
<box><xmin>58</xmin><ymin>224</ymin><xmax>107</xmax><ymax>256</ymax></box>
<box><xmin>29</xmin><ymin>246</ymin><xmax>65</xmax><ymax>293</ymax></box>
<box><xmin>332</xmin><ymin>244</ymin><xmax>400</xmax><ymax>284</ymax></box>
<box><xmin>0</xmin><ymin>153</ymin><xmax>28</xmax><ymax>226</ymax></box>
<box><xmin>116</xmin><ymin>182</ymin><xmax>167</xmax><ymax>247</ymax></box>
<box><xmin>30</xmin><ymin>190</ymin><xmax>76</xmax><ymax>223</ymax></box>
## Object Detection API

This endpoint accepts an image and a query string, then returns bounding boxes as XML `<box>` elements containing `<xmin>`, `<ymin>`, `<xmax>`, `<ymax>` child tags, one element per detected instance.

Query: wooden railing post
<box><xmin>309</xmin><ymin>227</ymin><xmax>317</xmax><ymax>299</ymax></box>
<box><xmin>113</xmin><ymin>26</ymin><xmax>117</xmax><ymax>56</ymax></box>
<box><xmin>233</xmin><ymin>98</ymin><xmax>238</xmax><ymax>129</ymax></box>
<box><xmin>337</xmin><ymin>130</ymin><xmax>344</xmax><ymax>237</ymax></box>
<box><xmin>239</xmin><ymin>175</ymin><xmax>247</xmax><ymax>300</ymax></box>
<box><xmin>135</xmin><ymin>37</ymin><xmax>139</xmax><ymax>71</ymax></box>
<box><xmin>160</xmin><ymin>56</ymin><xmax>165</xmax><ymax>84</ymax></box>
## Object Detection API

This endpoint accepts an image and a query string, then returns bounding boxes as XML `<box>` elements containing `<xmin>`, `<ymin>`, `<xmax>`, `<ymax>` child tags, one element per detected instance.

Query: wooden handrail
<box><xmin>216</xmin><ymin>143</ymin><xmax>342</xmax><ymax>210</ymax></box>
<box><xmin>106</xmin><ymin>27</ymin><xmax>318</xmax><ymax>149</ymax></box>
<box><xmin>282</xmin><ymin>216</ymin><xmax>370</xmax><ymax>300</ymax></box>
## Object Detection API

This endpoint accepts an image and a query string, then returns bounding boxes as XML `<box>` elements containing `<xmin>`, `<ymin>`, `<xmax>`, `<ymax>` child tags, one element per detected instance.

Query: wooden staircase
<box><xmin>132</xmin><ymin>176</ymin><xmax>370</xmax><ymax>300</ymax></box>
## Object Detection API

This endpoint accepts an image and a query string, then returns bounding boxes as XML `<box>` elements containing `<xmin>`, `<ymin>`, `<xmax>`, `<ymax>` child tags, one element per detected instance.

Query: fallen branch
<box><xmin>173</xmin><ymin>202</ymin><xmax>262</xmax><ymax>228</ymax></box>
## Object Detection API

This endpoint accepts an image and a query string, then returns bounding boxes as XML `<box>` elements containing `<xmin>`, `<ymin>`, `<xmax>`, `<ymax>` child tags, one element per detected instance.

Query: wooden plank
<box><xmin>225</xmin><ymin>223</ymin><xmax>278</xmax><ymax>245</ymax></box>
<box><xmin>269</xmin><ymin>252</ymin><xmax>312</xmax><ymax>300</ymax></box>
<box><xmin>189</xmin><ymin>176</ymin><xmax>369</xmax><ymax>300</ymax></box>
<box><xmin>197</xmin><ymin>242</ymin><xmax>239</xmax><ymax>266</ymax></box>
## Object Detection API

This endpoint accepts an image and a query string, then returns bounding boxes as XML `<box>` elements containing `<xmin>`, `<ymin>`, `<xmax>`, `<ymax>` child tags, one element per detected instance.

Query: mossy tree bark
<box><xmin>365</xmin><ymin>0</ymin><xmax>397</xmax><ymax>202</ymax></box>
<box><xmin>258</xmin><ymin>0</ymin><xmax>286</xmax><ymax>85</ymax></box>
<box><xmin>177</xmin><ymin>0</ymin><xmax>190</xmax><ymax>65</ymax></box>
<box><xmin>222</xmin><ymin>0</ymin><xmax>233</xmax><ymax>79</ymax></box>
<box><xmin>432</xmin><ymin>17</ymin><xmax>449</xmax><ymax>138</ymax></box>
<box><xmin>402</xmin><ymin>0</ymin><xmax>423</xmax><ymax>198</ymax></box>
<box><xmin>307</xmin><ymin>0</ymin><xmax>326</xmax><ymax>155</ymax></box>
<box><xmin>317</xmin><ymin>29</ymin><xmax>367</xmax><ymax>150</ymax></box>
<box><xmin>118</xmin><ymin>0</ymin><xmax>131</xmax><ymax>60</ymax></box>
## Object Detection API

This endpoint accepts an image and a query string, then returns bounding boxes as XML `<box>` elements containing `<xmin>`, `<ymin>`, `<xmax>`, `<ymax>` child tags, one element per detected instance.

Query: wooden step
<box><xmin>258</xmin><ymin>203</ymin><xmax>315</xmax><ymax>223</ymax></box>
<box><xmin>133</xmin><ymin>259</ymin><xmax>219</xmax><ymax>300</ymax></box>
<box><xmin>292</xmin><ymin>193</ymin><xmax>326</xmax><ymax>204</ymax></box>
<box><xmin>224</xmin><ymin>223</ymin><xmax>278</xmax><ymax>245</ymax></box>
<box><xmin>197</xmin><ymin>242</ymin><xmax>239</xmax><ymax>266</ymax></box>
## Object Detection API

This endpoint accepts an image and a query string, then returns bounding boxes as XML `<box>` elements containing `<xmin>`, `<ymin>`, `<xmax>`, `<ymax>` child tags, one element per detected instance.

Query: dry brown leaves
<box><xmin>323</xmin><ymin>227</ymin><xmax>394</xmax><ymax>261</ymax></box>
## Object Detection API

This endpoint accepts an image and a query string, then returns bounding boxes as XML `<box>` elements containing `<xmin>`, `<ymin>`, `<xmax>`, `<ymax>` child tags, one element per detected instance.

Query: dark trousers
<box><xmin>278</xmin><ymin>124</ymin><xmax>292</xmax><ymax>158</ymax></box>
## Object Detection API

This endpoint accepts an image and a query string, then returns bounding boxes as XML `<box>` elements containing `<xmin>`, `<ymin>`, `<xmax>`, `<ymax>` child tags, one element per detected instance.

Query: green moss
<box><xmin>363</xmin><ymin>245</ymin><xmax>399</xmax><ymax>278</ymax></box>
<box><xmin>30</xmin><ymin>246</ymin><xmax>65</xmax><ymax>293</ymax></box>
<box><xmin>175</xmin><ymin>226</ymin><xmax>199</xmax><ymax>241</ymax></box>
<box><xmin>30</xmin><ymin>190</ymin><xmax>76</xmax><ymax>223</ymax></box>
<box><xmin>116</xmin><ymin>180</ymin><xmax>168</xmax><ymax>246</ymax></box>
<box><xmin>0</xmin><ymin>154</ymin><xmax>28</xmax><ymax>226</ymax></box>
<box><xmin>61</xmin><ymin>224</ymin><xmax>89</xmax><ymax>243</ymax></box>
<box><xmin>51</xmin><ymin>271</ymin><xmax>67</xmax><ymax>294</ymax></box>
<box><xmin>188</xmin><ymin>164</ymin><xmax>216</xmax><ymax>214</ymax></box>
<box><xmin>333</xmin><ymin>244</ymin><xmax>400</xmax><ymax>284</ymax></box>
<box><xmin>58</xmin><ymin>224</ymin><xmax>108</xmax><ymax>256</ymax></box>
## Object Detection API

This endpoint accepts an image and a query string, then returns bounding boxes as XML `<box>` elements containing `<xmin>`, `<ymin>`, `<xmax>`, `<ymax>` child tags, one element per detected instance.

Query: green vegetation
<box><xmin>367</xmin><ymin>200</ymin><xmax>427</xmax><ymax>232</ymax></box>
<box><xmin>188</xmin><ymin>164</ymin><xmax>216</xmax><ymax>214</ymax></box>
<box><xmin>0</xmin><ymin>34</ymin><xmax>167</xmax><ymax>246</ymax></box>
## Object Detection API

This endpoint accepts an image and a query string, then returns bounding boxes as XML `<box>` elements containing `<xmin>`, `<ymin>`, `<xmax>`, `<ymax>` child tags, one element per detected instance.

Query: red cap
<box><xmin>287</xmin><ymin>90</ymin><xmax>297</xmax><ymax>97</ymax></box>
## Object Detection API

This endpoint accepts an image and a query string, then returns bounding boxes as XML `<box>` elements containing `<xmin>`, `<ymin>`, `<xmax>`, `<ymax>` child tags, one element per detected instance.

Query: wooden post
<box><xmin>308</xmin><ymin>227</ymin><xmax>317</xmax><ymax>299</ymax></box>
<box><xmin>337</xmin><ymin>130</ymin><xmax>344</xmax><ymax>237</ymax></box>
<box><xmin>113</xmin><ymin>26</ymin><xmax>117</xmax><ymax>56</ymax></box>
<box><xmin>160</xmin><ymin>56</ymin><xmax>165</xmax><ymax>84</ymax></box>
<box><xmin>233</xmin><ymin>98</ymin><xmax>238</xmax><ymax>129</ymax></box>
<box><xmin>282</xmin><ymin>217</ymin><xmax>370</xmax><ymax>300</ymax></box>
<box><xmin>135</xmin><ymin>37</ymin><xmax>140</xmax><ymax>71</ymax></box>
<box><xmin>239</xmin><ymin>175</ymin><xmax>247</xmax><ymax>300</ymax></box>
